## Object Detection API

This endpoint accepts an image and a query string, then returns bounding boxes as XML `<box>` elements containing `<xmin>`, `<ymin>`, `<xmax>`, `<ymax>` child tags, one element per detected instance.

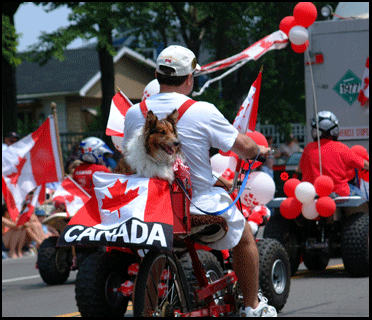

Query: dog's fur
<box><xmin>119</xmin><ymin>109</ymin><xmax>182</xmax><ymax>182</ymax></box>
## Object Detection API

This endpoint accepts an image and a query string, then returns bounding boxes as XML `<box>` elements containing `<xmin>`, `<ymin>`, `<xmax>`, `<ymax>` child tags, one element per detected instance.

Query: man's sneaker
<box><xmin>239</xmin><ymin>293</ymin><xmax>277</xmax><ymax>317</ymax></box>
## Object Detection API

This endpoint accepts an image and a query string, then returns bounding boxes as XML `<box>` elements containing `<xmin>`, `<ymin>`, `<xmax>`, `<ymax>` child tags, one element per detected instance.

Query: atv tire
<box><xmin>303</xmin><ymin>252</ymin><xmax>330</xmax><ymax>271</ymax></box>
<box><xmin>75</xmin><ymin>251</ymin><xmax>137</xmax><ymax>317</ymax></box>
<box><xmin>37</xmin><ymin>236</ymin><xmax>71</xmax><ymax>285</ymax></box>
<box><xmin>341</xmin><ymin>212</ymin><xmax>369</xmax><ymax>277</ymax></box>
<box><xmin>263</xmin><ymin>212</ymin><xmax>301</xmax><ymax>276</ymax></box>
<box><xmin>257</xmin><ymin>238</ymin><xmax>291</xmax><ymax>312</ymax></box>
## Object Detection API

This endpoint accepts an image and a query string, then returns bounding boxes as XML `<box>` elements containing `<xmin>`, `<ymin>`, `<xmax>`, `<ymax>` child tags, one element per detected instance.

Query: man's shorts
<box><xmin>190</xmin><ymin>187</ymin><xmax>246</xmax><ymax>250</ymax></box>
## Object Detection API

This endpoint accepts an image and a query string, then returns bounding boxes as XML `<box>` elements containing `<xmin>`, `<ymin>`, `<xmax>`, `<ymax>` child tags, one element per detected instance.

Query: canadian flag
<box><xmin>358</xmin><ymin>57</ymin><xmax>369</xmax><ymax>107</ymax></box>
<box><xmin>233</xmin><ymin>68</ymin><xmax>262</xmax><ymax>134</ymax></box>
<box><xmin>2</xmin><ymin>116</ymin><xmax>63</xmax><ymax>221</ymax></box>
<box><xmin>106</xmin><ymin>90</ymin><xmax>133</xmax><ymax>137</ymax></box>
<box><xmin>106</xmin><ymin>90</ymin><xmax>133</xmax><ymax>153</ymax></box>
<box><xmin>57</xmin><ymin>173</ymin><xmax>174</xmax><ymax>252</ymax></box>
<box><xmin>220</xmin><ymin>69</ymin><xmax>262</xmax><ymax>158</ymax></box>
<box><xmin>16</xmin><ymin>184</ymin><xmax>46</xmax><ymax>226</ymax></box>
<box><xmin>52</xmin><ymin>176</ymin><xmax>91</xmax><ymax>218</ymax></box>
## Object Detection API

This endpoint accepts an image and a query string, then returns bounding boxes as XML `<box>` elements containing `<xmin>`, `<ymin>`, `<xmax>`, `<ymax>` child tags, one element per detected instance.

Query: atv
<box><xmin>264</xmin><ymin>195</ymin><xmax>369</xmax><ymax>277</ymax></box>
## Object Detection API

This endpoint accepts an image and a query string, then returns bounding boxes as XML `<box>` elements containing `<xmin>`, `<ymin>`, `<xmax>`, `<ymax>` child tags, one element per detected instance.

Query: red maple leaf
<box><xmin>65</xmin><ymin>194</ymin><xmax>75</xmax><ymax>203</ymax></box>
<box><xmin>7</xmin><ymin>156</ymin><xmax>27</xmax><ymax>185</ymax></box>
<box><xmin>258</xmin><ymin>39</ymin><xmax>274</xmax><ymax>50</ymax></box>
<box><xmin>101</xmin><ymin>179</ymin><xmax>140</xmax><ymax>217</ymax></box>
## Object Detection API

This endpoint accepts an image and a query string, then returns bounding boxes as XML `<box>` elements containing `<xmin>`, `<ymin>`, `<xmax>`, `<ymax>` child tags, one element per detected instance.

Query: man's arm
<box><xmin>363</xmin><ymin>160</ymin><xmax>369</xmax><ymax>171</ymax></box>
<box><xmin>230</xmin><ymin>132</ymin><xmax>271</xmax><ymax>160</ymax></box>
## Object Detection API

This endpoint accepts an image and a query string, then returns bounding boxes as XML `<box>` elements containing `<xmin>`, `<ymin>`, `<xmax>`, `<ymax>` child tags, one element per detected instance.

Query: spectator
<box><xmin>2</xmin><ymin>131</ymin><xmax>20</xmax><ymax>152</ymax></box>
<box><xmin>35</xmin><ymin>207</ymin><xmax>59</xmax><ymax>237</ymax></box>
<box><xmin>277</xmin><ymin>133</ymin><xmax>303</xmax><ymax>164</ymax></box>
<box><xmin>259</xmin><ymin>135</ymin><xmax>277</xmax><ymax>179</ymax></box>
<box><xmin>2</xmin><ymin>204</ymin><xmax>29</xmax><ymax>259</ymax></box>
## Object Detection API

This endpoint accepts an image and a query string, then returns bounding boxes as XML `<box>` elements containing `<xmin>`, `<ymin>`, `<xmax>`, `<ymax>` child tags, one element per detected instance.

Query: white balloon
<box><xmin>241</xmin><ymin>171</ymin><xmax>276</xmax><ymax>207</ymax></box>
<box><xmin>295</xmin><ymin>181</ymin><xmax>316</xmax><ymax>203</ymax></box>
<box><xmin>289</xmin><ymin>26</ymin><xmax>309</xmax><ymax>45</ymax></box>
<box><xmin>302</xmin><ymin>199</ymin><xmax>319</xmax><ymax>220</ymax></box>
<box><xmin>210</xmin><ymin>154</ymin><xmax>237</xmax><ymax>176</ymax></box>
<box><xmin>142</xmin><ymin>79</ymin><xmax>160</xmax><ymax>101</ymax></box>
<box><xmin>112</xmin><ymin>135</ymin><xmax>125</xmax><ymax>154</ymax></box>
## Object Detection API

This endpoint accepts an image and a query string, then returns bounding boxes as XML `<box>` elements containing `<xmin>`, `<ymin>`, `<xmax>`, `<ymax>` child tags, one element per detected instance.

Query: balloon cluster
<box><xmin>279</xmin><ymin>2</ymin><xmax>318</xmax><ymax>53</ymax></box>
<box><xmin>211</xmin><ymin>142</ymin><xmax>276</xmax><ymax>234</ymax></box>
<box><xmin>280</xmin><ymin>175</ymin><xmax>336</xmax><ymax>220</ymax></box>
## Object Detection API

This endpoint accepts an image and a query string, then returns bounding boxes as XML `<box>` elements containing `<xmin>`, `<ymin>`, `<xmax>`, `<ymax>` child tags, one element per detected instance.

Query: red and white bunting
<box><xmin>193</xmin><ymin>30</ymin><xmax>288</xmax><ymax>96</ymax></box>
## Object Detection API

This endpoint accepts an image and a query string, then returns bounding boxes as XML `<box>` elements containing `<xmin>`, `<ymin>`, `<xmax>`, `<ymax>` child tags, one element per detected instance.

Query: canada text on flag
<box><xmin>57</xmin><ymin>173</ymin><xmax>175</xmax><ymax>251</ymax></box>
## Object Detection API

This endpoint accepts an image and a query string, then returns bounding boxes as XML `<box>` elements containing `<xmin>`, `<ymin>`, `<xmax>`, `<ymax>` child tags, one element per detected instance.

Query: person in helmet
<box><xmin>298</xmin><ymin>111</ymin><xmax>369</xmax><ymax>196</ymax></box>
<box><xmin>72</xmin><ymin>137</ymin><xmax>113</xmax><ymax>196</ymax></box>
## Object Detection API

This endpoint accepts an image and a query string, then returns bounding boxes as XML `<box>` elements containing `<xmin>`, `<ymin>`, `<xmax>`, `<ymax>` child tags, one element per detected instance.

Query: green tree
<box><xmin>24</xmin><ymin>2</ymin><xmax>125</xmax><ymax>147</ymax></box>
<box><xmin>2</xmin><ymin>2</ymin><xmax>22</xmax><ymax>136</ymax></box>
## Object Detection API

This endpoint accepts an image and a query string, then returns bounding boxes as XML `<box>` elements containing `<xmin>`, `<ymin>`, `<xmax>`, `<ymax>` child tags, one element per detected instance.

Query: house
<box><xmin>16</xmin><ymin>46</ymin><xmax>156</xmax><ymax>133</ymax></box>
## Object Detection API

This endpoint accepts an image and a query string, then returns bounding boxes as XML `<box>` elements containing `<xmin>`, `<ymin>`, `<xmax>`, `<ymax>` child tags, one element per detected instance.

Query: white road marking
<box><xmin>2</xmin><ymin>275</ymin><xmax>40</xmax><ymax>283</ymax></box>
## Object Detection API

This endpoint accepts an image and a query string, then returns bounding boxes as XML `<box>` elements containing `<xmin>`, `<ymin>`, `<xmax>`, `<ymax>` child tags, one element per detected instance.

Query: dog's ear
<box><xmin>166</xmin><ymin>109</ymin><xmax>179</xmax><ymax>126</ymax></box>
<box><xmin>145</xmin><ymin>110</ymin><xmax>158</xmax><ymax>131</ymax></box>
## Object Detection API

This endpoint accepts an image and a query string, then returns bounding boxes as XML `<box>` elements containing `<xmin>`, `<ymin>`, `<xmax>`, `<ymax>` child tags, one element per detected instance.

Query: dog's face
<box><xmin>144</xmin><ymin>109</ymin><xmax>180</xmax><ymax>163</ymax></box>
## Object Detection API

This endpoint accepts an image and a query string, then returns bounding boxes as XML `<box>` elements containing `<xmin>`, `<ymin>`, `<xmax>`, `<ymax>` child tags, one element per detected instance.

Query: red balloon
<box><xmin>291</xmin><ymin>40</ymin><xmax>309</xmax><ymax>53</ymax></box>
<box><xmin>316</xmin><ymin>196</ymin><xmax>336</xmax><ymax>217</ymax></box>
<box><xmin>293</xmin><ymin>2</ymin><xmax>318</xmax><ymax>28</ymax></box>
<box><xmin>314</xmin><ymin>175</ymin><xmax>334</xmax><ymax>197</ymax></box>
<box><xmin>283</xmin><ymin>178</ymin><xmax>301</xmax><ymax>197</ymax></box>
<box><xmin>242</xmin><ymin>131</ymin><xmax>268</xmax><ymax>170</ymax></box>
<box><xmin>280</xmin><ymin>197</ymin><xmax>302</xmax><ymax>219</ymax></box>
<box><xmin>350</xmin><ymin>145</ymin><xmax>369</xmax><ymax>182</ymax></box>
<box><xmin>279</xmin><ymin>16</ymin><xmax>297</xmax><ymax>36</ymax></box>
<box><xmin>350</xmin><ymin>145</ymin><xmax>369</xmax><ymax>161</ymax></box>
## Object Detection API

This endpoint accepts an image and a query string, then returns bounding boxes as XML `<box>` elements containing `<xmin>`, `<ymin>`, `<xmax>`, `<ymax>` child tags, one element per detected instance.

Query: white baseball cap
<box><xmin>156</xmin><ymin>45</ymin><xmax>201</xmax><ymax>76</ymax></box>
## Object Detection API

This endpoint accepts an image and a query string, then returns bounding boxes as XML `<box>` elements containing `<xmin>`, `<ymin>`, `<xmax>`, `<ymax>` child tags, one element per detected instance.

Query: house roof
<box><xmin>16</xmin><ymin>46</ymin><xmax>156</xmax><ymax>99</ymax></box>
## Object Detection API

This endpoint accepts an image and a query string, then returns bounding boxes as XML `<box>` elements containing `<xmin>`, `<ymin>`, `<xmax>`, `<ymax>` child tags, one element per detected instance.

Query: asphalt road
<box><xmin>2</xmin><ymin>253</ymin><xmax>369</xmax><ymax>317</ymax></box>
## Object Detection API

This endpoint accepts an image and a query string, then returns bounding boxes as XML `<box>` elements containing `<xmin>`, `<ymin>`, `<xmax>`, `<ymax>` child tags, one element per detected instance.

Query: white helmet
<box><xmin>79</xmin><ymin>137</ymin><xmax>114</xmax><ymax>164</ymax></box>
<box><xmin>311</xmin><ymin>111</ymin><xmax>339</xmax><ymax>141</ymax></box>
<box><xmin>141</xmin><ymin>79</ymin><xmax>160</xmax><ymax>101</ymax></box>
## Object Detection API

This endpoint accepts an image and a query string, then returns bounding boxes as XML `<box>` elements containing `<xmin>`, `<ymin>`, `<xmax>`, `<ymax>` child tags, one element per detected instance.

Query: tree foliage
<box><xmin>15</xmin><ymin>2</ymin><xmax>339</xmax><ymax>138</ymax></box>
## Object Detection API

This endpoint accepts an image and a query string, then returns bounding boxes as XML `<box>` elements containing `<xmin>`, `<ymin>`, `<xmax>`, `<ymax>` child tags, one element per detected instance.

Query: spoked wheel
<box><xmin>133</xmin><ymin>251</ymin><xmax>192</xmax><ymax>317</ymax></box>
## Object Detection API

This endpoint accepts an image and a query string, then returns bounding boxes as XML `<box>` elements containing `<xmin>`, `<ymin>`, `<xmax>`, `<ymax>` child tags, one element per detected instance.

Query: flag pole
<box><xmin>51</xmin><ymin>102</ymin><xmax>65</xmax><ymax>178</ymax></box>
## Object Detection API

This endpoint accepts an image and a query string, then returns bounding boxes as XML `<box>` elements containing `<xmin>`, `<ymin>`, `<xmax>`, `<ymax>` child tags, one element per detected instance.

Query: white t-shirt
<box><xmin>123</xmin><ymin>92</ymin><xmax>239</xmax><ymax>196</ymax></box>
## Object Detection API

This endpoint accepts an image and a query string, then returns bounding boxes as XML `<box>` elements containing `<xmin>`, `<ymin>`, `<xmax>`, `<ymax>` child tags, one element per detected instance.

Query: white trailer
<box><xmin>304</xmin><ymin>11</ymin><xmax>369</xmax><ymax>150</ymax></box>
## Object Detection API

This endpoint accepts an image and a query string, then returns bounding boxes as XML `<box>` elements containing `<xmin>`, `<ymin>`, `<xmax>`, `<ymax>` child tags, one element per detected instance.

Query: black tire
<box><xmin>257</xmin><ymin>238</ymin><xmax>291</xmax><ymax>312</ymax></box>
<box><xmin>75</xmin><ymin>251</ymin><xmax>137</xmax><ymax>317</ymax></box>
<box><xmin>341</xmin><ymin>212</ymin><xmax>369</xmax><ymax>277</ymax></box>
<box><xmin>133</xmin><ymin>251</ymin><xmax>192</xmax><ymax>317</ymax></box>
<box><xmin>37</xmin><ymin>236</ymin><xmax>71</xmax><ymax>285</ymax></box>
<box><xmin>303</xmin><ymin>252</ymin><xmax>330</xmax><ymax>271</ymax></box>
<box><xmin>179</xmin><ymin>250</ymin><xmax>225</xmax><ymax>307</ymax></box>
<box><xmin>263</xmin><ymin>212</ymin><xmax>301</xmax><ymax>276</ymax></box>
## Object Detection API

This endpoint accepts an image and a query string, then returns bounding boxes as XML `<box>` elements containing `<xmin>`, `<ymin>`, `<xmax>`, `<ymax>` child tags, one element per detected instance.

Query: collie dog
<box><xmin>122</xmin><ymin>109</ymin><xmax>182</xmax><ymax>182</ymax></box>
